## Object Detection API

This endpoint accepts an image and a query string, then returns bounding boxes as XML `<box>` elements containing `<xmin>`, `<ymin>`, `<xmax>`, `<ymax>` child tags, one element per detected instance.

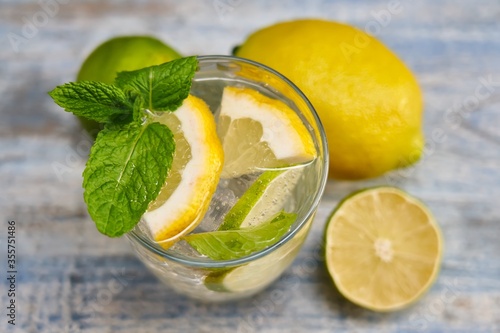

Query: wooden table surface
<box><xmin>1</xmin><ymin>1</ymin><xmax>500</xmax><ymax>332</ymax></box>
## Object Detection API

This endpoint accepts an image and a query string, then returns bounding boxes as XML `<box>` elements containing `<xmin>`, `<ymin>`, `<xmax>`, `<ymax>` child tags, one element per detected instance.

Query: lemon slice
<box><xmin>325</xmin><ymin>187</ymin><xmax>443</xmax><ymax>312</ymax></box>
<box><xmin>142</xmin><ymin>95</ymin><xmax>223</xmax><ymax>246</ymax></box>
<box><xmin>217</xmin><ymin>86</ymin><xmax>316</xmax><ymax>178</ymax></box>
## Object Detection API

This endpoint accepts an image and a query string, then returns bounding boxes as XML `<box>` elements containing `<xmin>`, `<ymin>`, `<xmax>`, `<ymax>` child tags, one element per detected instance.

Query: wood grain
<box><xmin>1</xmin><ymin>0</ymin><xmax>499</xmax><ymax>332</ymax></box>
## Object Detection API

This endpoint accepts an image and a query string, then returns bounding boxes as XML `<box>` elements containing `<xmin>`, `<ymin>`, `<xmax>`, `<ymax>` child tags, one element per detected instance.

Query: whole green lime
<box><xmin>76</xmin><ymin>36</ymin><xmax>182</xmax><ymax>136</ymax></box>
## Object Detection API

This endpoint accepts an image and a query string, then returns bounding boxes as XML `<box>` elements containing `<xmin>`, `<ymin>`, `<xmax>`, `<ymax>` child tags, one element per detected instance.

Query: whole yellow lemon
<box><xmin>235</xmin><ymin>19</ymin><xmax>424</xmax><ymax>179</ymax></box>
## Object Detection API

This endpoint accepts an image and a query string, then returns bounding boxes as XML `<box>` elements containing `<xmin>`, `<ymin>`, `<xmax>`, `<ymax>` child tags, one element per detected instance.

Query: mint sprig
<box><xmin>115</xmin><ymin>57</ymin><xmax>197</xmax><ymax>111</ymax></box>
<box><xmin>49</xmin><ymin>56</ymin><xmax>198</xmax><ymax>237</ymax></box>
<box><xmin>183</xmin><ymin>211</ymin><xmax>297</xmax><ymax>260</ymax></box>
<box><xmin>48</xmin><ymin>81</ymin><xmax>132</xmax><ymax>123</ymax></box>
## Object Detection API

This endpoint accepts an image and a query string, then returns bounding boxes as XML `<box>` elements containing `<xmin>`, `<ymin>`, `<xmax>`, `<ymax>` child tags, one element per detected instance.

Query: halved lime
<box><xmin>324</xmin><ymin>187</ymin><xmax>443</xmax><ymax>312</ymax></box>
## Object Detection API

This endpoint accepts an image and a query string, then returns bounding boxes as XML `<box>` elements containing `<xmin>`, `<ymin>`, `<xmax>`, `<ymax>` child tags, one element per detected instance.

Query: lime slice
<box><xmin>219</xmin><ymin>168</ymin><xmax>303</xmax><ymax>230</ymax></box>
<box><xmin>324</xmin><ymin>187</ymin><xmax>443</xmax><ymax>312</ymax></box>
<box><xmin>203</xmin><ymin>168</ymin><xmax>305</xmax><ymax>292</ymax></box>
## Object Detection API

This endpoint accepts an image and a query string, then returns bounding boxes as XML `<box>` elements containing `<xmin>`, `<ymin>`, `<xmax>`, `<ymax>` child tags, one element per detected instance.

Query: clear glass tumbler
<box><xmin>127</xmin><ymin>55</ymin><xmax>328</xmax><ymax>302</ymax></box>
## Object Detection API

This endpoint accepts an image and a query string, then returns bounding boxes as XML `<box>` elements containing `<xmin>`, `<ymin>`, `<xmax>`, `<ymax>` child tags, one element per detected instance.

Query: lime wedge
<box><xmin>219</xmin><ymin>168</ymin><xmax>303</xmax><ymax>230</ymax></box>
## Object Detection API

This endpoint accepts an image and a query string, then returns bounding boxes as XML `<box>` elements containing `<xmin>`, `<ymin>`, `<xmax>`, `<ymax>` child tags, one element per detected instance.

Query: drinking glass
<box><xmin>127</xmin><ymin>55</ymin><xmax>328</xmax><ymax>301</ymax></box>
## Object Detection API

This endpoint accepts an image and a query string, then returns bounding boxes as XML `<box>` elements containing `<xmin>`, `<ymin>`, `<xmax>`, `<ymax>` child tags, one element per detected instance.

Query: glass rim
<box><xmin>127</xmin><ymin>55</ymin><xmax>329</xmax><ymax>268</ymax></box>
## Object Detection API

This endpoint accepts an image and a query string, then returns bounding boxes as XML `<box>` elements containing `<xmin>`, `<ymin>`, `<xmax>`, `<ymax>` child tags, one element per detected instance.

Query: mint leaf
<box><xmin>83</xmin><ymin>122</ymin><xmax>175</xmax><ymax>237</ymax></box>
<box><xmin>114</xmin><ymin>56</ymin><xmax>197</xmax><ymax>111</ymax></box>
<box><xmin>183</xmin><ymin>211</ymin><xmax>297</xmax><ymax>260</ymax></box>
<box><xmin>49</xmin><ymin>81</ymin><xmax>132</xmax><ymax>123</ymax></box>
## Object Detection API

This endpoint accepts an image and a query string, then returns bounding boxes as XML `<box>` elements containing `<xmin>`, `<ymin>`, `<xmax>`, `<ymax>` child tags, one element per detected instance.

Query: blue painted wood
<box><xmin>1</xmin><ymin>0</ymin><xmax>500</xmax><ymax>332</ymax></box>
